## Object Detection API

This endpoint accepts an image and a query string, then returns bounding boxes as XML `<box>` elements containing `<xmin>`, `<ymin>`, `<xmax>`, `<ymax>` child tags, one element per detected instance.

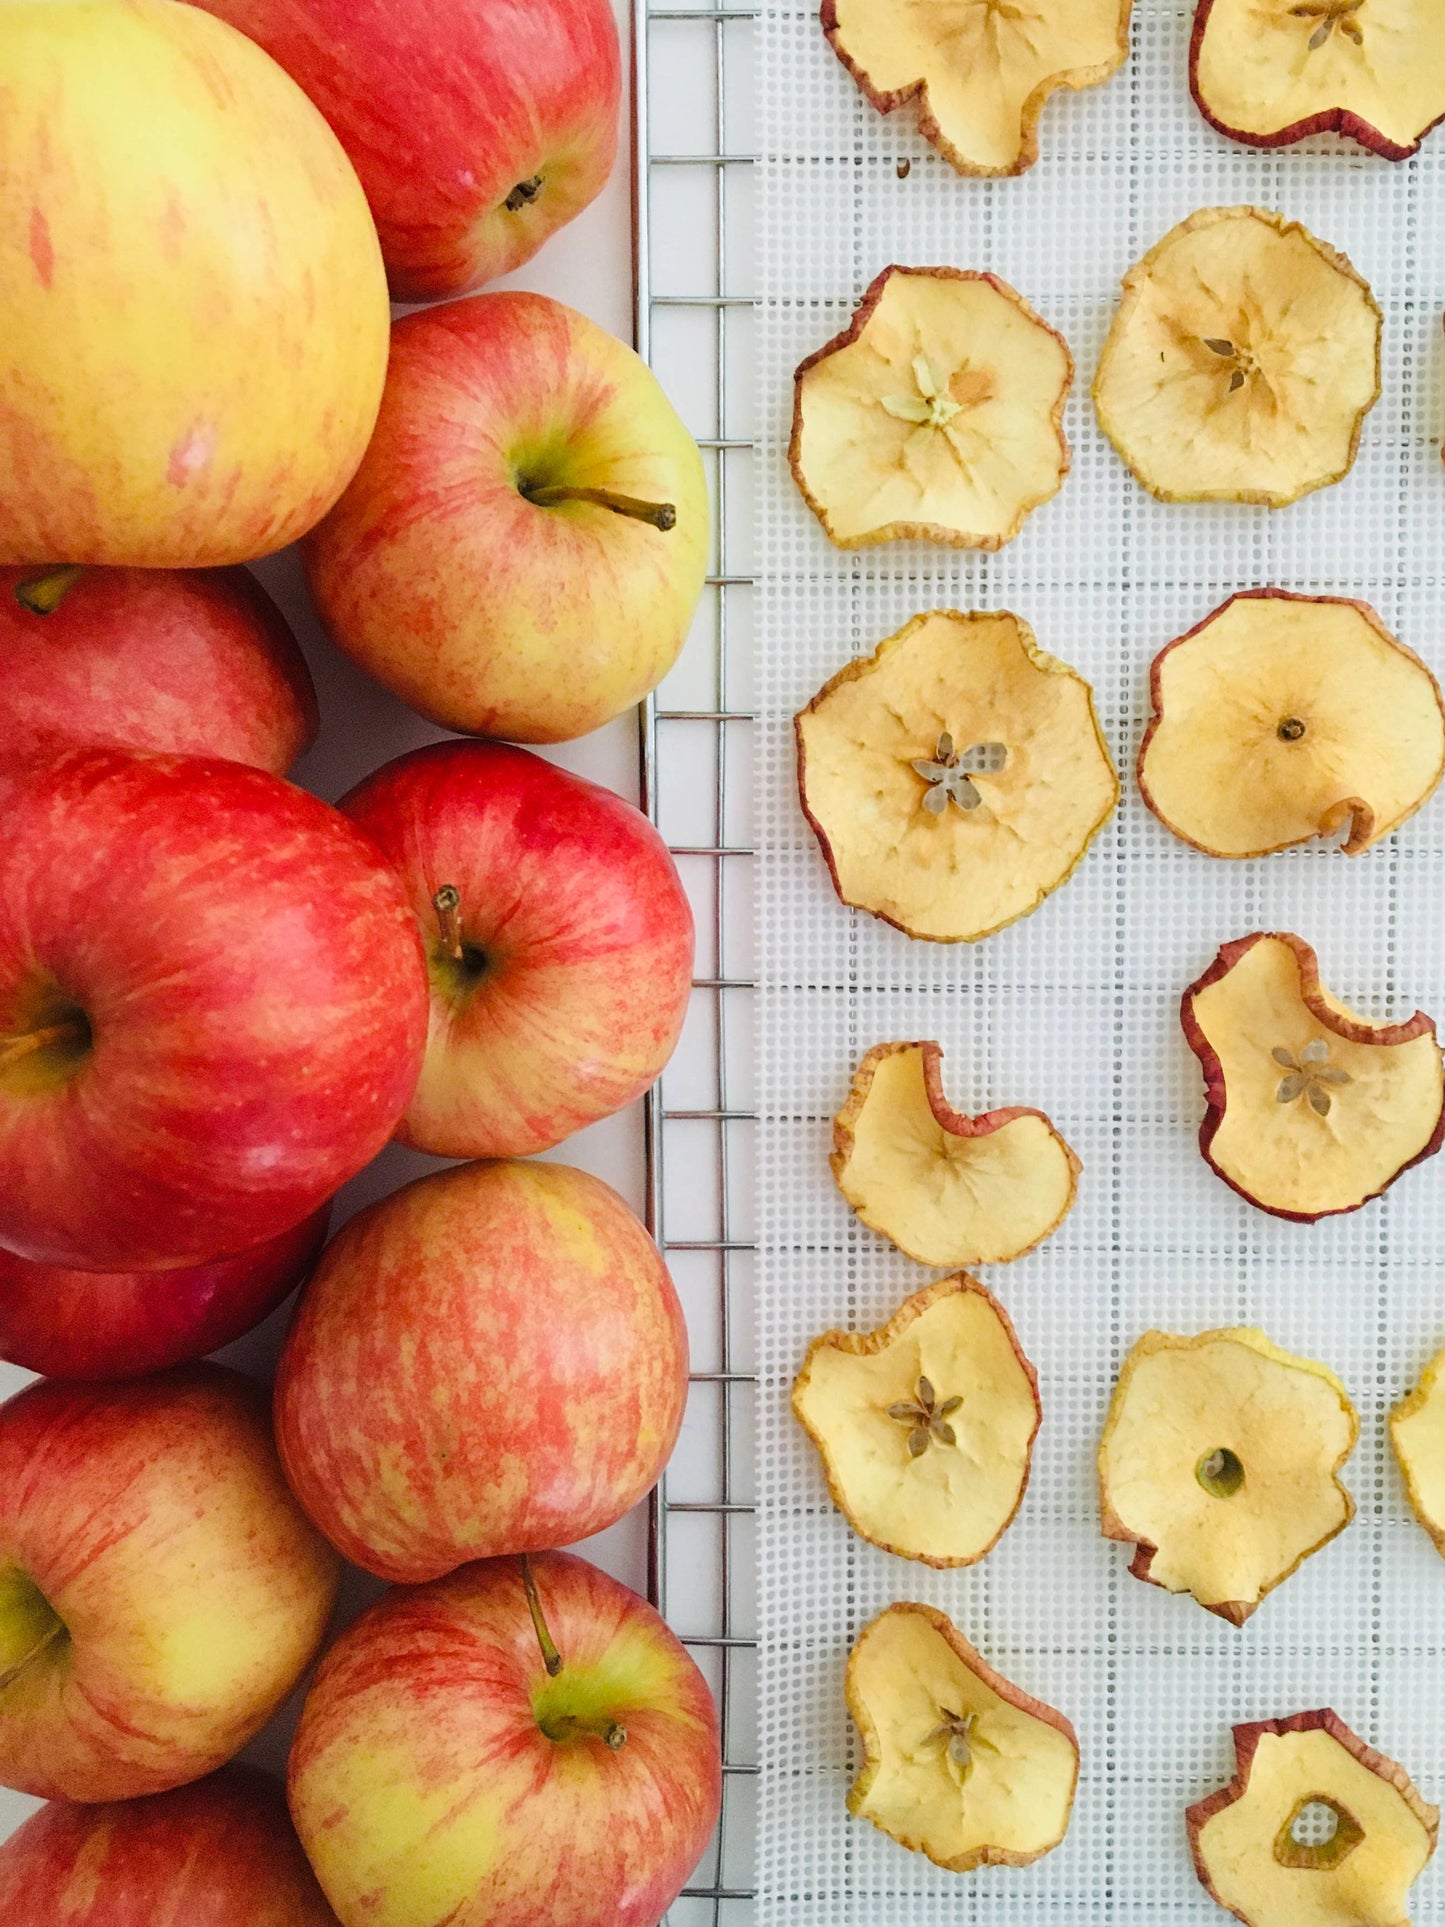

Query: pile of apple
<box><xmin>0</xmin><ymin>3</ymin><xmax>721</xmax><ymax>1924</ymax></box>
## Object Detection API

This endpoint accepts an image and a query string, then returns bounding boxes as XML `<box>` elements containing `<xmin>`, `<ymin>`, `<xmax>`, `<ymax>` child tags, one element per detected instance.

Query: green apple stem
<box><xmin>522</xmin><ymin>485</ymin><xmax>677</xmax><ymax>533</ymax></box>
<box><xmin>15</xmin><ymin>565</ymin><xmax>85</xmax><ymax>615</ymax></box>
<box><xmin>0</xmin><ymin>1020</ymin><xmax>85</xmax><ymax>1071</ymax></box>
<box><xmin>432</xmin><ymin>885</ymin><xmax>465</xmax><ymax>964</ymax></box>
<box><xmin>0</xmin><ymin>1570</ymin><xmax>65</xmax><ymax>1691</ymax></box>
<box><xmin>520</xmin><ymin>1555</ymin><xmax>564</xmax><ymax>1678</ymax></box>
<box><xmin>540</xmin><ymin>1711</ymin><xmax>629</xmax><ymax>1751</ymax></box>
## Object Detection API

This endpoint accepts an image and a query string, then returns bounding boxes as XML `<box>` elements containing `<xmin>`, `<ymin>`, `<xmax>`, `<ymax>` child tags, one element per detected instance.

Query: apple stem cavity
<box><xmin>0</xmin><ymin>1570</ymin><xmax>66</xmax><ymax>1691</ymax></box>
<box><xmin>15</xmin><ymin>564</ymin><xmax>85</xmax><ymax>616</ymax></box>
<box><xmin>521</xmin><ymin>483</ymin><xmax>677</xmax><ymax>532</ymax></box>
<box><xmin>520</xmin><ymin>1555</ymin><xmax>565</xmax><ymax>1678</ymax></box>
<box><xmin>0</xmin><ymin>1018</ymin><xmax>87</xmax><ymax>1071</ymax></box>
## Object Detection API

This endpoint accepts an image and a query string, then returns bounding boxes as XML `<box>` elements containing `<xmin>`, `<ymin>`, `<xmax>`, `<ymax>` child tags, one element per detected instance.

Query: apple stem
<box><xmin>520</xmin><ymin>1555</ymin><xmax>564</xmax><ymax>1678</ymax></box>
<box><xmin>522</xmin><ymin>484</ymin><xmax>677</xmax><ymax>533</ymax></box>
<box><xmin>432</xmin><ymin>885</ymin><xmax>465</xmax><ymax>965</ymax></box>
<box><xmin>540</xmin><ymin>1712</ymin><xmax>629</xmax><ymax>1750</ymax></box>
<box><xmin>0</xmin><ymin>1020</ymin><xmax>85</xmax><ymax>1071</ymax></box>
<box><xmin>15</xmin><ymin>565</ymin><xmax>85</xmax><ymax>616</ymax></box>
<box><xmin>505</xmin><ymin>175</ymin><xmax>545</xmax><ymax>212</ymax></box>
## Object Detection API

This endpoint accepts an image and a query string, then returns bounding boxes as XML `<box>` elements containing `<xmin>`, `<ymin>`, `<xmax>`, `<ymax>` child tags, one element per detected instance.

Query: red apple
<box><xmin>0</xmin><ymin>1207</ymin><xmax>328</xmax><ymax>1381</ymax></box>
<box><xmin>0</xmin><ymin>748</ymin><xmax>428</xmax><ymax>1273</ymax></box>
<box><xmin>0</xmin><ymin>1765</ymin><xmax>340</xmax><ymax>1924</ymax></box>
<box><xmin>289</xmin><ymin>1551</ymin><xmax>721</xmax><ymax>1927</ymax></box>
<box><xmin>303</xmin><ymin>294</ymin><xmax>709</xmax><ymax>744</ymax></box>
<box><xmin>0</xmin><ymin>564</ymin><xmax>318</xmax><ymax>774</ymax></box>
<box><xmin>185</xmin><ymin>0</ymin><xmax>621</xmax><ymax>302</ymax></box>
<box><xmin>275</xmin><ymin>1159</ymin><xmax>688</xmax><ymax>1582</ymax></box>
<box><xmin>0</xmin><ymin>1365</ymin><xmax>341</xmax><ymax>1803</ymax></box>
<box><xmin>339</xmin><ymin>741</ymin><xmax>694</xmax><ymax>1158</ymax></box>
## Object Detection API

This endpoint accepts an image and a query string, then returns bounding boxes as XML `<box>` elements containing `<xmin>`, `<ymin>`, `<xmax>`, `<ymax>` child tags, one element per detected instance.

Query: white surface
<box><xmin>757</xmin><ymin>5</ymin><xmax>1445</xmax><ymax>1922</ymax></box>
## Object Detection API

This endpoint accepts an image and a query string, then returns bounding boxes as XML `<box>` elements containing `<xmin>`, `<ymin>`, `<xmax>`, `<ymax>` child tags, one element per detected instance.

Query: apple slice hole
<box><xmin>1274</xmin><ymin>1795</ymin><xmax>1365</xmax><ymax>1870</ymax></box>
<box><xmin>1196</xmin><ymin>1446</ymin><xmax>1245</xmax><ymax>1498</ymax></box>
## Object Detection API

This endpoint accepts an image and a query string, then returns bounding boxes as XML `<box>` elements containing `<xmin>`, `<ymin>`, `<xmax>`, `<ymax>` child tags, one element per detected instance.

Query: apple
<box><xmin>0</xmin><ymin>1364</ymin><xmax>341</xmax><ymax>1803</ymax></box>
<box><xmin>339</xmin><ymin>741</ymin><xmax>694</xmax><ymax>1158</ymax></box>
<box><xmin>0</xmin><ymin>0</ymin><xmax>388</xmax><ymax>569</ymax></box>
<box><xmin>0</xmin><ymin>1765</ymin><xmax>340</xmax><ymax>1924</ymax></box>
<box><xmin>303</xmin><ymin>293</ymin><xmax>710</xmax><ymax>744</ymax></box>
<box><xmin>275</xmin><ymin>1159</ymin><xmax>689</xmax><ymax>1582</ymax></box>
<box><xmin>185</xmin><ymin>0</ymin><xmax>621</xmax><ymax>303</ymax></box>
<box><xmin>0</xmin><ymin>564</ymin><xmax>318</xmax><ymax>774</ymax></box>
<box><xmin>0</xmin><ymin>748</ymin><xmax>428</xmax><ymax>1273</ymax></box>
<box><xmin>0</xmin><ymin>1207</ymin><xmax>328</xmax><ymax>1382</ymax></box>
<box><xmin>289</xmin><ymin>1550</ymin><xmax>721</xmax><ymax>1927</ymax></box>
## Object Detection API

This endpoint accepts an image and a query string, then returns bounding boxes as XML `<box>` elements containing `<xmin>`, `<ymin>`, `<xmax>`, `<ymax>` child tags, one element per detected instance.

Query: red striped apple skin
<box><xmin>289</xmin><ymin>1552</ymin><xmax>722</xmax><ymax>1927</ymax></box>
<box><xmin>0</xmin><ymin>1765</ymin><xmax>340</xmax><ymax>1924</ymax></box>
<box><xmin>0</xmin><ymin>749</ymin><xmax>429</xmax><ymax>1272</ymax></box>
<box><xmin>340</xmin><ymin>740</ymin><xmax>694</xmax><ymax>1158</ymax></box>
<box><xmin>0</xmin><ymin>1365</ymin><xmax>341</xmax><ymax>1803</ymax></box>
<box><xmin>0</xmin><ymin>565</ymin><xmax>318</xmax><ymax>774</ymax></box>
<box><xmin>275</xmin><ymin>1160</ymin><xmax>689</xmax><ymax>1582</ymax></box>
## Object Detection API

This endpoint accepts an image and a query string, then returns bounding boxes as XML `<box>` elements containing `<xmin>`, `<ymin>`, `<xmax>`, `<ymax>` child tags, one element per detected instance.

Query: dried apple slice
<box><xmin>823</xmin><ymin>0</ymin><xmax>1132</xmax><ymax>177</ymax></box>
<box><xmin>1140</xmin><ymin>591</ymin><xmax>1445</xmax><ymax>860</ymax></box>
<box><xmin>1390</xmin><ymin>1344</ymin><xmax>1445</xmax><ymax>1558</ymax></box>
<box><xmin>1093</xmin><ymin>207</ymin><xmax>1381</xmax><ymax>508</ymax></box>
<box><xmin>790</xmin><ymin>266</ymin><xmax>1072</xmax><ymax>550</ymax></box>
<box><xmin>1182</xmin><ymin>933</ymin><xmax>1445</xmax><ymax>1221</ymax></box>
<box><xmin>846</xmin><ymin>1601</ymin><xmax>1079</xmax><ymax>1870</ymax></box>
<box><xmin>793</xmin><ymin>1275</ymin><xmax>1041</xmax><ymax>1567</ymax></box>
<box><xmin>1187</xmin><ymin>1711</ymin><xmax>1439</xmax><ymax>1927</ymax></box>
<box><xmin>796</xmin><ymin>610</ymin><xmax>1118</xmax><ymax>943</ymax></box>
<box><xmin>1099</xmin><ymin>1327</ymin><xmax>1358</xmax><ymax>1625</ymax></box>
<box><xmin>831</xmin><ymin>1041</ymin><xmax>1080</xmax><ymax>1265</ymax></box>
<box><xmin>1191</xmin><ymin>0</ymin><xmax>1445</xmax><ymax>160</ymax></box>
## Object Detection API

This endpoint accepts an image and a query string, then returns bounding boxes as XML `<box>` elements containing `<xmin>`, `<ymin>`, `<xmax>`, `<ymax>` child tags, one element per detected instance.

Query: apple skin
<box><xmin>0</xmin><ymin>1764</ymin><xmax>340</xmax><ymax>1924</ymax></box>
<box><xmin>0</xmin><ymin>1365</ymin><xmax>341</xmax><ymax>1803</ymax></box>
<box><xmin>302</xmin><ymin>294</ymin><xmax>709</xmax><ymax>744</ymax></box>
<box><xmin>275</xmin><ymin>1159</ymin><xmax>689</xmax><ymax>1582</ymax></box>
<box><xmin>339</xmin><ymin>741</ymin><xmax>695</xmax><ymax>1158</ymax></box>
<box><xmin>0</xmin><ymin>0</ymin><xmax>388</xmax><ymax>568</ymax></box>
<box><xmin>289</xmin><ymin>1550</ymin><xmax>722</xmax><ymax>1927</ymax></box>
<box><xmin>0</xmin><ymin>565</ymin><xmax>318</xmax><ymax>775</ymax></box>
<box><xmin>0</xmin><ymin>1206</ymin><xmax>328</xmax><ymax>1381</ymax></box>
<box><xmin>0</xmin><ymin>748</ymin><xmax>428</xmax><ymax>1273</ymax></box>
<box><xmin>185</xmin><ymin>0</ymin><xmax>621</xmax><ymax>303</ymax></box>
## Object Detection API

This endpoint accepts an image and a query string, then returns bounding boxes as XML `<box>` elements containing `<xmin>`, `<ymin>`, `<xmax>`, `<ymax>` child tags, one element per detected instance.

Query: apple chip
<box><xmin>846</xmin><ymin>1602</ymin><xmax>1078</xmax><ymax>1871</ymax></box>
<box><xmin>793</xmin><ymin>1276</ymin><xmax>1041</xmax><ymax>1567</ymax></box>
<box><xmin>796</xmin><ymin>610</ymin><xmax>1118</xmax><ymax>943</ymax></box>
<box><xmin>1099</xmin><ymin>1327</ymin><xmax>1358</xmax><ymax>1624</ymax></box>
<box><xmin>1390</xmin><ymin>1343</ymin><xmax>1445</xmax><ymax>1558</ymax></box>
<box><xmin>1187</xmin><ymin>1711</ymin><xmax>1438</xmax><ymax>1927</ymax></box>
<box><xmin>1140</xmin><ymin>591</ymin><xmax>1445</xmax><ymax>860</ymax></box>
<box><xmin>1182</xmin><ymin>933</ymin><xmax>1445</xmax><ymax>1220</ymax></box>
<box><xmin>1191</xmin><ymin>0</ymin><xmax>1445</xmax><ymax>160</ymax></box>
<box><xmin>1093</xmin><ymin>207</ymin><xmax>1381</xmax><ymax>508</ymax></box>
<box><xmin>831</xmin><ymin>1041</ymin><xmax>1080</xmax><ymax>1265</ymax></box>
<box><xmin>823</xmin><ymin>0</ymin><xmax>1131</xmax><ymax>176</ymax></box>
<box><xmin>790</xmin><ymin>266</ymin><xmax>1072</xmax><ymax>549</ymax></box>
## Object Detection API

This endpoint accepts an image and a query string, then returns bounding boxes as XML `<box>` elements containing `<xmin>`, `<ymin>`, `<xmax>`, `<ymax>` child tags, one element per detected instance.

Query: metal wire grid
<box><xmin>634</xmin><ymin>4</ymin><xmax>758</xmax><ymax>1921</ymax></box>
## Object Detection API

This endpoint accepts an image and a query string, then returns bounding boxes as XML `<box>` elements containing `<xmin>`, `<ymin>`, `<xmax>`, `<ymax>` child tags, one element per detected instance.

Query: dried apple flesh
<box><xmin>848</xmin><ymin>1603</ymin><xmax>1078</xmax><ymax>1870</ymax></box>
<box><xmin>1093</xmin><ymin>207</ymin><xmax>1380</xmax><ymax>507</ymax></box>
<box><xmin>794</xmin><ymin>1279</ymin><xmax>1040</xmax><ymax>1566</ymax></box>
<box><xmin>791</xmin><ymin>267</ymin><xmax>1072</xmax><ymax>549</ymax></box>
<box><xmin>1141</xmin><ymin>593</ymin><xmax>1445</xmax><ymax>858</ymax></box>
<box><xmin>1391</xmin><ymin>1347</ymin><xmax>1445</xmax><ymax>1555</ymax></box>
<box><xmin>797</xmin><ymin>610</ymin><xmax>1117</xmax><ymax>943</ymax></box>
<box><xmin>832</xmin><ymin>1043</ymin><xmax>1079</xmax><ymax>1265</ymax></box>
<box><xmin>1099</xmin><ymin>1328</ymin><xmax>1357</xmax><ymax>1619</ymax></box>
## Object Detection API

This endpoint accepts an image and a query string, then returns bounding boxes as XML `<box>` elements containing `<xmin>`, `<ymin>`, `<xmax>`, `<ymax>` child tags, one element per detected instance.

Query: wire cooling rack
<box><xmin>633</xmin><ymin>5</ymin><xmax>759</xmax><ymax>1920</ymax></box>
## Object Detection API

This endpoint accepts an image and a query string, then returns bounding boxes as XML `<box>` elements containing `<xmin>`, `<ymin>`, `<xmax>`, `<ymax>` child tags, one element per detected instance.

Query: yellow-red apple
<box><xmin>303</xmin><ymin>294</ymin><xmax>709</xmax><ymax>744</ymax></box>
<box><xmin>275</xmin><ymin>1160</ymin><xmax>689</xmax><ymax>1581</ymax></box>
<box><xmin>0</xmin><ymin>1366</ymin><xmax>340</xmax><ymax>1803</ymax></box>
<box><xmin>289</xmin><ymin>1551</ymin><xmax>721</xmax><ymax>1927</ymax></box>
<box><xmin>0</xmin><ymin>0</ymin><xmax>389</xmax><ymax>568</ymax></box>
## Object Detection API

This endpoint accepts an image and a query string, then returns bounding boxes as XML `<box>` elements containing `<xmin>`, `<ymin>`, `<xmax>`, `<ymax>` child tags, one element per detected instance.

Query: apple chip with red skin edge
<box><xmin>1187</xmin><ymin>1711</ymin><xmax>1439</xmax><ymax>1927</ymax></box>
<box><xmin>797</xmin><ymin>609</ymin><xmax>1118</xmax><ymax>943</ymax></box>
<box><xmin>846</xmin><ymin>1601</ymin><xmax>1079</xmax><ymax>1871</ymax></box>
<box><xmin>793</xmin><ymin>1275</ymin><xmax>1042</xmax><ymax>1568</ymax></box>
<box><xmin>1099</xmin><ymin>1327</ymin><xmax>1358</xmax><ymax>1625</ymax></box>
<box><xmin>1191</xmin><ymin>0</ymin><xmax>1445</xmax><ymax>161</ymax></box>
<box><xmin>1390</xmin><ymin>1343</ymin><xmax>1445</xmax><ymax>1559</ymax></box>
<box><xmin>1093</xmin><ymin>207</ymin><xmax>1381</xmax><ymax>508</ymax></box>
<box><xmin>791</xmin><ymin>266</ymin><xmax>1073</xmax><ymax>550</ymax></box>
<box><xmin>823</xmin><ymin>0</ymin><xmax>1132</xmax><ymax>178</ymax></box>
<box><xmin>832</xmin><ymin>1041</ymin><xmax>1080</xmax><ymax>1266</ymax></box>
<box><xmin>1139</xmin><ymin>590</ymin><xmax>1445</xmax><ymax>860</ymax></box>
<box><xmin>1182</xmin><ymin>932</ymin><xmax>1445</xmax><ymax>1222</ymax></box>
